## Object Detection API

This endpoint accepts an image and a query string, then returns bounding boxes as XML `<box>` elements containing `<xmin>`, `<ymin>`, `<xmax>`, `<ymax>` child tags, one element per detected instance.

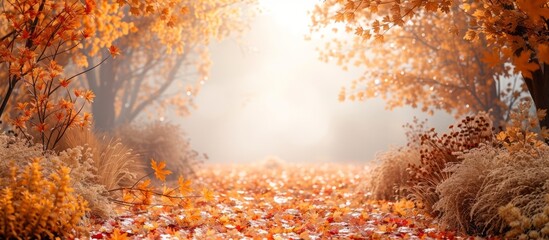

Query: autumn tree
<box><xmin>78</xmin><ymin>0</ymin><xmax>256</xmax><ymax>131</ymax></box>
<box><xmin>0</xmin><ymin>0</ymin><xmax>107</xmax><ymax>150</ymax></box>
<box><xmin>311</xmin><ymin>0</ymin><xmax>549</xmax><ymax>130</ymax></box>
<box><xmin>310</xmin><ymin>1</ymin><xmax>527</xmax><ymax>126</ymax></box>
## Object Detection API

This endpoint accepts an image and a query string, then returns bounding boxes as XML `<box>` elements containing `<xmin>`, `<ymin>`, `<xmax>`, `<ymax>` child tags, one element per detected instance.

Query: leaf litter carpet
<box><xmin>90</xmin><ymin>162</ymin><xmax>466</xmax><ymax>239</ymax></box>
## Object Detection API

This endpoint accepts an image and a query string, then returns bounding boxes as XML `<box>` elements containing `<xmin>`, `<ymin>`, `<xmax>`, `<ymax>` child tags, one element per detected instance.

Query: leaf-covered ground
<box><xmin>89</xmin><ymin>163</ymin><xmax>468</xmax><ymax>239</ymax></box>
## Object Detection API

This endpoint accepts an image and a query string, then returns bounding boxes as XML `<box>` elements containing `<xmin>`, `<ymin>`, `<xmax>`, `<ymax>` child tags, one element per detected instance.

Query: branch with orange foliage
<box><xmin>0</xmin><ymin>0</ymin><xmax>117</xmax><ymax>150</ymax></box>
<box><xmin>108</xmin><ymin>159</ymin><xmax>206</xmax><ymax>214</ymax></box>
<box><xmin>309</xmin><ymin>0</ymin><xmax>529</xmax><ymax>125</ymax></box>
<box><xmin>311</xmin><ymin>0</ymin><xmax>549</xmax><ymax>131</ymax></box>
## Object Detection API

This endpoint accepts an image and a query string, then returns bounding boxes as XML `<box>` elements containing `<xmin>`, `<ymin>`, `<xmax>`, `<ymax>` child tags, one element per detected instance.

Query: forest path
<box><xmin>90</xmin><ymin>163</ymin><xmax>465</xmax><ymax>239</ymax></box>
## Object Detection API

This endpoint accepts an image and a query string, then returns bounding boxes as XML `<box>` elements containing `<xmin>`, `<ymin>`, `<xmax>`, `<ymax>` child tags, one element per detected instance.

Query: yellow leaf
<box><xmin>461</xmin><ymin>3</ymin><xmax>471</xmax><ymax>11</ymax></box>
<box><xmin>151</xmin><ymin>159</ymin><xmax>172</xmax><ymax>182</ymax></box>
<box><xmin>202</xmin><ymin>188</ymin><xmax>214</xmax><ymax>201</ymax></box>
<box><xmin>178</xmin><ymin>176</ymin><xmax>192</xmax><ymax>196</ymax></box>
<box><xmin>496</xmin><ymin>131</ymin><xmax>508</xmax><ymax>142</ymax></box>
<box><xmin>110</xmin><ymin>228</ymin><xmax>129</xmax><ymax>240</ymax></box>
<box><xmin>378</xmin><ymin>224</ymin><xmax>387</xmax><ymax>232</ymax></box>
<box><xmin>463</xmin><ymin>30</ymin><xmax>476</xmax><ymax>41</ymax></box>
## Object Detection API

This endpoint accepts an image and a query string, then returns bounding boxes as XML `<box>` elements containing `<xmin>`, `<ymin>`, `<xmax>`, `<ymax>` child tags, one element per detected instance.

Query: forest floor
<box><xmin>88</xmin><ymin>163</ymin><xmax>471</xmax><ymax>239</ymax></box>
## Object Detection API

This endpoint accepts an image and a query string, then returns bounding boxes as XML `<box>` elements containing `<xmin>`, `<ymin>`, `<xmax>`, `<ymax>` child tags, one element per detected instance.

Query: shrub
<box><xmin>436</xmin><ymin>102</ymin><xmax>549</xmax><ymax>236</ymax></box>
<box><xmin>260</xmin><ymin>156</ymin><xmax>286</xmax><ymax>170</ymax></box>
<box><xmin>115</xmin><ymin>122</ymin><xmax>204</xmax><ymax>180</ymax></box>
<box><xmin>435</xmin><ymin>144</ymin><xmax>549</xmax><ymax>236</ymax></box>
<box><xmin>434</xmin><ymin>144</ymin><xmax>502</xmax><ymax>234</ymax></box>
<box><xmin>0</xmin><ymin>157</ymin><xmax>89</xmax><ymax>239</ymax></box>
<box><xmin>407</xmin><ymin>112</ymin><xmax>494</xmax><ymax>214</ymax></box>
<box><xmin>366</xmin><ymin>146</ymin><xmax>421</xmax><ymax>200</ymax></box>
<box><xmin>0</xmin><ymin>132</ymin><xmax>114</xmax><ymax>218</ymax></box>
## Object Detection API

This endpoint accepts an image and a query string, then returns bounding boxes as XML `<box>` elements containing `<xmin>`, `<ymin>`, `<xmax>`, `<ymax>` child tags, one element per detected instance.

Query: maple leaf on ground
<box><xmin>514</xmin><ymin>50</ymin><xmax>539</xmax><ymax>79</ymax></box>
<box><xmin>151</xmin><ymin>159</ymin><xmax>172</xmax><ymax>181</ymax></box>
<box><xmin>110</xmin><ymin>228</ymin><xmax>129</xmax><ymax>240</ymax></box>
<box><xmin>202</xmin><ymin>188</ymin><xmax>214</xmax><ymax>201</ymax></box>
<box><xmin>178</xmin><ymin>176</ymin><xmax>192</xmax><ymax>196</ymax></box>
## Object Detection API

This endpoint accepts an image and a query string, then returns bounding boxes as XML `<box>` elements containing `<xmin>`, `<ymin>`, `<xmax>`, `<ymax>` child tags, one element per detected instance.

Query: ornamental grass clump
<box><xmin>407</xmin><ymin>112</ymin><xmax>494</xmax><ymax>214</ymax></box>
<box><xmin>435</xmin><ymin>144</ymin><xmax>549</xmax><ymax>236</ymax></box>
<box><xmin>366</xmin><ymin>146</ymin><xmax>421</xmax><ymax>200</ymax></box>
<box><xmin>56</xmin><ymin>127</ymin><xmax>141</xmax><ymax>191</ymax></box>
<box><xmin>435</xmin><ymin>101</ymin><xmax>549</xmax><ymax>236</ymax></box>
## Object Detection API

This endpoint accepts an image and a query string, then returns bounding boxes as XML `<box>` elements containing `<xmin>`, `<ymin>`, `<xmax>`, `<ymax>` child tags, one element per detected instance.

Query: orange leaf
<box><xmin>110</xmin><ymin>228</ymin><xmax>129</xmax><ymax>240</ymax></box>
<box><xmin>83</xmin><ymin>90</ymin><xmax>95</xmax><ymax>103</ymax></box>
<box><xmin>538</xmin><ymin>44</ymin><xmax>549</xmax><ymax>65</ymax></box>
<box><xmin>84</xmin><ymin>0</ymin><xmax>96</xmax><ymax>14</ymax></box>
<box><xmin>334</xmin><ymin>12</ymin><xmax>345</xmax><ymax>22</ymax></box>
<box><xmin>517</xmin><ymin>0</ymin><xmax>549</xmax><ymax>23</ymax></box>
<box><xmin>481</xmin><ymin>49</ymin><xmax>501</xmax><ymax>68</ymax></box>
<box><xmin>35</xmin><ymin>123</ymin><xmax>46</xmax><ymax>133</ymax></box>
<box><xmin>59</xmin><ymin>78</ymin><xmax>70</xmax><ymax>88</ymax></box>
<box><xmin>109</xmin><ymin>45</ymin><xmax>121</xmax><ymax>58</ymax></box>
<box><xmin>138</xmin><ymin>178</ymin><xmax>152</xmax><ymax>190</ymax></box>
<box><xmin>151</xmin><ymin>159</ymin><xmax>172</xmax><ymax>181</ymax></box>
<box><xmin>178</xmin><ymin>176</ymin><xmax>192</xmax><ymax>196</ymax></box>
<box><xmin>202</xmin><ymin>188</ymin><xmax>214</xmax><ymax>201</ymax></box>
<box><xmin>514</xmin><ymin>50</ymin><xmax>539</xmax><ymax>79</ymax></box>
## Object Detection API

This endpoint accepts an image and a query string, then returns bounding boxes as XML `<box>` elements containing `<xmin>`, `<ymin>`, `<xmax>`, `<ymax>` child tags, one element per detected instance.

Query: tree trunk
<box><xmin>87</xmin><ymin>59</ymin><xmax>118</xmax><ymax>131</ymax></box>
<box><xmin>92</xmin><ymin>90</ymin><xmax>116</xmax><ymax>131</ymax></box>
<box><xmin>524</xmin><ymin>63</ymin><xmax>549</xmax><ymax>132</ymax></box>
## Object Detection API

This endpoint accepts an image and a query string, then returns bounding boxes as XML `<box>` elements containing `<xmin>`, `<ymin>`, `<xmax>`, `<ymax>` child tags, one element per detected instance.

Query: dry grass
<box><xmin>115</xmin><ymin>122</ymin><xmax>204</xmax><ymax>180</ymax></box>
<box><xmin>57</xmin><ymin>128</ymin><xmax>141</xmax><ymax>190</ymax></box>
<box><xmin>434</xmin><ymin>145</ymin><xmax>500</xmax><ymax>234</ymax></box>
<box><xmin>366</xmin><ymin>146</ymin><xmax>421</xmax><ymax>200</ymax></box>
<box><xmin>435</xmin><ymin>144</ymin><xmax>549</xmax><ymax>236</ymax></box>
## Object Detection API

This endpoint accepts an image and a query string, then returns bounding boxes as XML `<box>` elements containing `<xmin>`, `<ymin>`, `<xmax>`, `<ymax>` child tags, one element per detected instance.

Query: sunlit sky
<box><xmin>179</xmin><ymin>0</ymin><xmax>454</xmax><ymax>163</ymax></box>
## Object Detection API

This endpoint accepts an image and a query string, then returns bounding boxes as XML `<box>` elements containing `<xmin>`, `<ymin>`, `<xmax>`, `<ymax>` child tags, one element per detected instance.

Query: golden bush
<box><xmin>0</xmin><ymin>158</ymin><xmax>89</xmax><ymax>239</ymax></box>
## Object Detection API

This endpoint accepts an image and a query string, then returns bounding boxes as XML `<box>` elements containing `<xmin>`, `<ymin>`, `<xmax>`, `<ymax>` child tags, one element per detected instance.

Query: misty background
<box><xmin>178</xmin><ymin>0</ymin><xmax>454</xmax><ymax>163</ymax></box>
